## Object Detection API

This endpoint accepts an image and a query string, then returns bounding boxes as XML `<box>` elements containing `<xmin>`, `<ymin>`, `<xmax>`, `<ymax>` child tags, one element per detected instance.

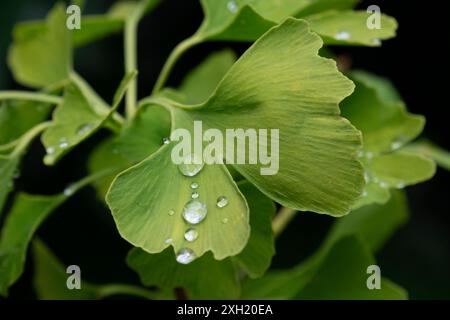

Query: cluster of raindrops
<box><xmin>173</xmin><ymin>154</ymin><xmax>231</xmax><ymax>264</ymax></box>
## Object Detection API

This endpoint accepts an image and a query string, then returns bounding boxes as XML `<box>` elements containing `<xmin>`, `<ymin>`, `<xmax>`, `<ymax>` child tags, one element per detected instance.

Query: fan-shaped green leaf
<box><xmin>171</xmin><ymin>19</ymin><xmax>363</xmax><ymax>215</ymax></box>
<box><xmin>8</xmin><ymin>3</ymin><xmax>71</xmax><ymax>88</ymax></box>
<box><xmin>0</xmin><ymin>193</ymin><xmax>65</xmax><ymax>296</ymax></box>
<box><xmin>127</xmin><ymin>247</ymin><xmax>240</xmax><ymax>299</ymax></box>
<box><xmin>42</xmin><ymin>71</ymin><xmax>136</xmax><ymax>165</ymax></box>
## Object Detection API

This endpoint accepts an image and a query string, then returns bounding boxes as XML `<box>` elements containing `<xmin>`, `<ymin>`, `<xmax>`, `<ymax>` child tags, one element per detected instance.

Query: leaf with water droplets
<box><xmin>106</xmin><ymin>145</ymin><xmax>250</xmax><ymax>260</ymax></box>
<box><xmin>0</xmin><ymin>193</ymin><xmax>65</xmax><ymax>296</ymax></box>
<box><xmin>306</xmin><ymin>11</ymin><xmax>397</xmax><ymax>46</ymax></box>
<box><xmin>42</xmin><ymin>71</ymin><xmax>137</xmax><ymax>165</ymax></box>
<box><xmin>8</xmin><ymin>3</ymin><xmax>71</xmax><ymax>88</ymax></box>
<box><xmin>127</xmin><ymin>248</ymin><xmax>240</xmax><ymax>299</ymax></box>
<box><xmin>169</xmin><ymin>19</ymin><xmax>364</xmax><ymax>216</ymax></box>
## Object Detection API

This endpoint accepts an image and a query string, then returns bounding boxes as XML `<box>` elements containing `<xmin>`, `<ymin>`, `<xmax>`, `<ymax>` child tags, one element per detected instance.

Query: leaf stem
<box><xmin>96</xmin><ymin>284</ymin><xmax>159</xmax><ymax>300</ymax></box>
<box><xmin>0</xmin><ymin>91</ymin><xmax>62</xmax><ymax>105</ymax></box>
<box><xmin>272</xmin><ymin>207</ymin><xmax>297</xmax><ymax>238</ymax></box>
<box><xmin>11</xmin><ymin>121</ymin><xmax>52</xmax><ymax>157</ymax></box>
<box><xmin>152</xmin><ymin>36</ymin><xmax>201</xmax><ymax>95</ymax></box>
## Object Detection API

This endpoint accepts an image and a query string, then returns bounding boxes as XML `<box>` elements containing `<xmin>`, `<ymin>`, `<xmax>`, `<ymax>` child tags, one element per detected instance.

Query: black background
<box><xmin>0</xmin><ymin>0</ymin><xmax>449</xmax><ymax>299</ymax></box>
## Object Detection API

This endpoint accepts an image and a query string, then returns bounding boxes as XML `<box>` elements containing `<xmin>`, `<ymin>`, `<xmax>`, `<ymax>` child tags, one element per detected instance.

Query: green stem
<box><xmin>124</xmin><ymin>19</ymin><xmax>138</xmax><ymax>118</ymax></box>
<box><xmin>272</xmin><ymin>207</ymin><xmax>297</xmax><ymax>238</ymax></box>
<box><xmin>0</xmin><ymin>91</ymin><xmax>62</xmax><ymax>105</ymax></box>
<box><xmin>96</xmin><ymin>284</ymin><xmax>158</xmax><ymax>300</ymax></box>
<box><xmin>11</xmin><ymin>122</ymin><xmax>52</xmax><ymax>157</ymax></box>
<box><xmin>152</xmin><ymin>36</ymin><xmax>201</xmax><ymax>95</ymax></box>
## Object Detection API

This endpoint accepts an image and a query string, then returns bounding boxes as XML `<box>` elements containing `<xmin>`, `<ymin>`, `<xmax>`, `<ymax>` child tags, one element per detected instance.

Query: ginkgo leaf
<box><xmin>306</xmin><ymin>11</ymin><xmax>398</xmax><ymax>46</ymax></box>
<box><xmin>341</xmin><ymin>71</ymin><xmax>433</xmax><ymax>208</ymax></box>
<box><xmin>342</xmin><ymin>73</ymin><xmax>425</xmax><ymax>154</ymax></box>
<box><xmin>179</xmin><ymin>50</ymin><xmax>237</xmax><ymax>104</ymax></box>
<box><xmin>107</xmin><ymin>19</ymin><xmax>364</xmax><ymax>262</ymax></box>
<box><xmin>242</xmin><ymin>236</ymin><xmax>407</xmax><ymax>300</ymax></box>
<box><xmin>233</xmin><ymin>182</ymin><xmax>275</xmax><ymax>278</ymax></box>
<box><xmin>107</xmin><ymin>144</ymin><xmax>250</xmax><ymax>260</ymax></box>
<box><xmin>8</xmin><ymin>3</ymin><xmax>71</xmax><ymax>88</ymax></box>
<box><xmin>405</xmin><ymin>140</ymin><xmax>450</xmax><ymax>171</ymax></box>
<box><xmin>325</xmin><ymin>190</ymin><xmax>409</xmax><ymax>252</ymax></box>
<box><xmin>171</xmin><ymin>19</ymin><xmax>363</xmax><ymax>216</ymax></box>
<box><xmin>0</xmin><ymin>193</ymin><xmax>65</xmax><ymax>296</ymax></box>
<box><xmin>42</xmin><ymin>71</ymin><xmax>136</xmax><ymax>165</ymax></box>
<box><xmin>195</xmin><ymin>0</ymin><xmax>363</xmax><ymax>42</ymax></box>
<box><xmin>127</xmin><ymin>247</ymin><xmax>240</xmax><ymax>299</ymax></box>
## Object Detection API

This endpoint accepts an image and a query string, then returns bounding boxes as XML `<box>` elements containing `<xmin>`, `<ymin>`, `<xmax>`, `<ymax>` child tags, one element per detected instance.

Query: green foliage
<box><xmin>0</xmin><ymin>0</ymin><xmax>446</xmax><ymax>300</ymax></box>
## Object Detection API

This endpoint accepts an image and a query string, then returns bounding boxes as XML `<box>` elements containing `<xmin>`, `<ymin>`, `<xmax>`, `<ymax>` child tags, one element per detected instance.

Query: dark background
<box><xmin>0</xmin><ymin>0</ymin><xmax>449</xmax><ymax>299</ymax></box>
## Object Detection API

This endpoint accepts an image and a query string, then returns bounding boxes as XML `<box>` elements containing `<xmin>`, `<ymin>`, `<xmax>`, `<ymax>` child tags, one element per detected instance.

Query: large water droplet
<box><xmin>168</xmin><ymin>209</ymin><xmax>175</xmax><ymax>216</ymax></box>
<box><xmin>162</xmin><ymin>137</ymin><xmax>170</xmax><ymax>145</ymax></box>
<box><xmin>335</xmin><ymin>31</ymin><xmax>351</xmax><ymax>40</ymax></box>
<box><xmin>216</xmin><ymin>196</ymin><xmax>228</xmax><ymax>208</ymax></box>
<box><xmin>64</xmin><ymin>185</ymin><xmax>75</xmax><ymax>197</ymax></box>
<box><xmin>227</xmin><ymin>1</ymin><xmax>238</xmax><ymax>13</ymax></box>
<box><xmin>178</xmin><ymin>154</ymin><xmax>204</xmax><ymax>177</ymax></box>
<box><xmin>183</xmin><ymin>200</ymin><xmax>207</xmax><ymax>224</ymax></box>
<box><xmin>165</xmin><ymin>238</ymin><xmax>173</xmax><ymax>244</ymax></box>
<box><xmin>76</xmin><ymin>123</ymin><xmax>94</xmax><ymax>136</ymax></box>
<box><xmin>176</xmin><ymin>248</ymin><xmax>196</xmax><ymax>264</ymax></box>
<box><xmin>190</xmin><ymin>182</ymin><xmax>199</xmax><ymax>190</ymax></box>
<box><xmin>191</xmin><ymin>192</ymin><xmax>199</xmax><ymax>199</ymax></box>
<box><xmin>184</xmin><ymin>228</ymin><xmax>198</xmax><ymax>242</ymax></box>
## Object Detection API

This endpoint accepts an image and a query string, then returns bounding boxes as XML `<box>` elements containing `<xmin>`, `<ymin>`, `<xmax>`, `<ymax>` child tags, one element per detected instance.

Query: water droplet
<box><xmin>162</xmin><ymin>137</ymin><xmax>170</xmax><ymax>145</ymax></box>
<box><xmin>366</xmin><ymin>152</ymin><xmax>374</xmax><ymax>160</ymax></box>
<box><xmin>168</xmin><ymin>209</ymin><xmax>175</xmax><ymax>216</ymax></box>
<box><xmin>178</xmin><ymin>154</ymin><xmax>204</xmax><ymax>177</ymax></box>
<box><xmin>184</xmin><ymin>228</ymin><xmax>198</xmax><ymax>242</ymax></box>
<box><xmin>396</xmin><ymin>182</ymin><xmax>405</xmax><ymax>189</ymax></box>
<box><xmin>64</xmin><ymin>185</ymin><xmax>75</xmax><ymax>196</ymax></box>
<box><xmin>76</xmin><ymin>123</ymin><xmax>94</xmax><ymax>136</ymax></box>
<box><xmin>379</xmin><ymin>181</ymin><xmax>389</xmax><ymax>189</ymax></box>
<box><xmin>357</xmin><ymin>150</ymin><xmax>365</xmax><ymax>158</ymax></box>
<box><xmin>216</xmin><ymin>196</ymin><xmax>228</xmax><ymax>208</ymax></box>
<box><xmin>182</xmin><ymin>200</ymin><xmax>207</xmax><ymax>224</ymax></box>
<box><xmin>176</xmin><ymin>248</ymin><xmax>196</xmax><ymax>264</ymax></box>
<box><xmin>371</xmin><ymin>38</ymin><xmax>381</xmax><ymax>45</ymax></box>
<box><xmin>391</xmin><ymin>141</ymin><xmax>402</xmax><ymax>151</ymax></box>
<box><xmin>335</xmin><ymin>31</ymin><xmax>351</xmax><ymax>40</ymax></box>
<box><xmin>46</xmin><ymin>147</ymin><xmax>55</xmax><ymax>155</ymax></box>
<box><xmin>59</xmin><ymin>138</ymin><xmax>69</xmax><ymax>149</ymax></box>
<box><xmin>191</xmin><ymin>192</ymin><xmax>199</xmax><ymax>199</ymax></box>
<box><xmin>190</xmin><ymin>182</ymin><xmax>199</xmax><ymax>190</ymax></box>
<box><xmin>227</xmin><ymin>1</ymin><xmax>238</xmax><ymax>13</ymax></box>
<box><xmin>222</xmin><ymin>218</ymin><xmax>229</xmax><ymax>224</ymax></box>
<box><xmin>364</xmin><ymin>172</ymin><xmax>370</xmax><ymax>183</ymax></box>
<box><xmin>165</xmin><ymin>238</ymin><xmax>173</xmax><ymax>244</ymax></box>
<box><xmin>362</xmin><ymin>191</ymin><xmax>368</xmax><ymax>197</ymax></box>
